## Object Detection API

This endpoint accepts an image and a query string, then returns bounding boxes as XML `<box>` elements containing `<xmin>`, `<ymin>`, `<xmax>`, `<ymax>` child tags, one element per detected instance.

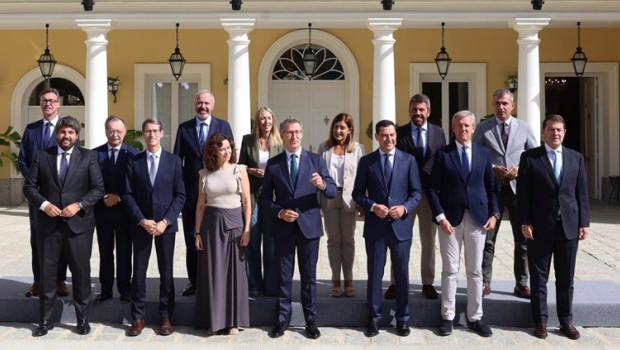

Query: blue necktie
<box><xmin>383</xmin><ymin>153</ymin><xmax>392</xmax><ymax>186</ymax></box>
<box><xmin>415</xmin><ymin>127</ymin><xmax>424</xmax><ymax>159</ymax></box>
<box><xmin>461</xmin><ymin>146</ymin><xmax>470</xmax><ymax>180</ymax></box>
<box><xmin>553</xmin><ymin>150</ymin><xmax>562</xmax><ymax>181</ymax></box>
<box><xmin>109</xmin><ymin>148</ymin><xmax>117</xmax><ymax>165</ymax></box>
<box><xmin>149</xmin><ymin>154</ymin><xmax>157</xmax><ymax>185</ymax></box>
<box><xmin>43</xmin><ymin>122</ymin><xmax>52</xmax><ymax>146</ymax></box>
<box><xmin>198</xmin><ymin>123</ymin><xmax>208</xmax><ymax>151</ymax></box>
<box><xmin>290</xmin><ymin>154</ymin><xmax>298</xmax><ymax>188</ymax></box>
<box><xmin>59</xmin><ymin>152</ymin><xmax>68</xmax><ymax>184</ymax></box>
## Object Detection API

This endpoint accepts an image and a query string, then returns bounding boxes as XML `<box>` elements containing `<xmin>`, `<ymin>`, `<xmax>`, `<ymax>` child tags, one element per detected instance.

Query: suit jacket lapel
<box><xmin>278</xmin><ymin>153</ymin><xmax>293</xmax><ymax>191</ymax></box>
<box><xmin>370</xmin><ymin>151</ymin><xmax>388</xmax><ymax>192</ymax></box>
<box><xmin>538</xmin><ymin>146</ymin><xmax>559</xmax><ymax>187</ymax></box>
<box><xmin>46</xmin><ymin>150</ymin><xmax>61</xmax><ymax>187</ymax></box>
<box><xmin>63</xmin><ymin>147</ymin><xmax>81</xmax><ymax>186</ymax></box>
<box><xmin>449</xmin><ymin>145</ymin><xmax>468</xmax><ymax>184</ymax></box>
<box><xmin>139</xmin><ymin>152</ymin><xmax>153</xmax><ymax>190</ymax></box>
<box><xmin>489</xmin><ymin>119</ymin><xmax>506</xmax><ymax>153</ymax></box>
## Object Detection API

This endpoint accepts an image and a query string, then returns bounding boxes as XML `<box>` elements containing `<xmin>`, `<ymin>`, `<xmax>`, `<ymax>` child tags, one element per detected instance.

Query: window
<box><xmin>273</xmin><ymin>45</ymin><xmax>344</xmax><ymax>81</ymax></box>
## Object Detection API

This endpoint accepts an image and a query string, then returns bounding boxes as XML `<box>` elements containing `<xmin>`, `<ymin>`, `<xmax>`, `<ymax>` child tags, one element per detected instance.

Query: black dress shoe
<box><xmin>422</xmin><ymin>284</ymin><xmax>439</xmax><ymax>299</ymax></box>
<box><xmin>384</xmin><ymin>284</ymin><xmax>396</xmax><ymax>300</ymax></box>
<box><xmin>76</xmin><ymin>320</ymin><xmax>91</xmax><ymax>335</ymax></box>
<box><xmin>396</xmin><ymin>321</ymin><xmax>410</xmax><ymax>336</ymax></box>
<box><xmin>560</xmin><ymin>323</ymin><xmax>580</xmax><ymax>340</ymax></box>
<box><xmin>120</xmin><ymin>292</ymin><xmax>131</xmax><ymax>303</ymax></box>
<box><xmin>534</xmin><ymin>322</ymin><xmax>548</xmax><ymax>339</ymax></box>
<box><xmin>269</xmin><ymin>321</ymin><xmax>288</xmax><ymax>338</ymax></box>
<box><xmin>305</xmin><ymin>321</ymin><xmax>321</xmax><ymax>339</ymax></box>
<box><xmin>32</xmin><ymin>321</ymin><xmax>54</xmax><ymax>337</ymax></box>
<box><xmin>181</xmin><ymin>283</ymin><xmax>196</xmax><ymax>296</ymax></box>
<box><xmin>468</xmin><ymin>320</ymin><xmax>493</xmax><ymax>337</ymax></box>
<box><xmin>94</xmin><ymin>292</ymin><xmax>113</xmax><ymax>304</ymax></box>
<box><xmin>439</xmin><ymin>320</ymin><xmax>453</xmax><ymax>336</ymax></box>
<box><xmin>365</xmin><ymin>321</ymin><xmax>380</xmax><ymax>337</ymax></box>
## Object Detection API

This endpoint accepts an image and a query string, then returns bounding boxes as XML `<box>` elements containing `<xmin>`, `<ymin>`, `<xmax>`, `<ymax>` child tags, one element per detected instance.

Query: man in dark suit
<box><xmin>23</xmin><ymin>116</ymin><xmax>104</xmax><ymax>337</ymax></box>
<box><xmin>18</xmin><ymin>87</ymin><xmax>69</xmax><ymax>298</ymax></box>
<box><xmin>173</xmin><ymin>90</ymin><xmax>233</xmax><ymax>297</ymax></box>
<box><xmin>474</xmin><ymin>89</ymin><xmax>538</xmax><ymax>299</ymax></box>
<box><xmin>260</xmin><ymin>118</ymin><xmax>336</xmax><ymax>339</ymax></box>
<box><xmin>352</xmin><ymin>119</ymin><xmax>422</xmax><ymax>337</ymax></box>
<box><xmin>93</xmin><ymin>116</ymin><xmax>139</xmax><ymax>303</ymax></box>
<box><xmin>517</xmin><ymin>114</ymin><xmax>589</xmax><ymax>340</ymax></box>
<box><xmin>124</xmin><ymin>119</ymin><xmax>185</xmax><ymax>337</ymax></box>
<box><xmin>391</xmin><ymin>93</ymin><xmax>446</xmax><ymax>300</ymax></box>
<box><xmin>427</xmin><ymin>110</ymin><xmax>499</xmax><ymax>338</ymax></box>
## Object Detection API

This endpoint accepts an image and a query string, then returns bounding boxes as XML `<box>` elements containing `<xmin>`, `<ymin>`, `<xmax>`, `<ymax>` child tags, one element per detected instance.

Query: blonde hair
<box><xmin>252</xmin><ymin>106</ymin><xmax>283</xmax><ymax>149</ymax></box>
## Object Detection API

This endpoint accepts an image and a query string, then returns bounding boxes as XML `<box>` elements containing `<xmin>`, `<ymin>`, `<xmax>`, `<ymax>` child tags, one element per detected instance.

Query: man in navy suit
<box><xmin>93</xmin><ymin>116</ymin><xmax>139</xmax><ymax>303</ymax></box>
<box><xmin>173</xmin><ymin>90</ymin><xmax>233</xmax><ymax>297</ymax></box>
<box><xmin>352</xmin><ymin>119</ymin><xmax>422</xmax><ymax>337</ymax></box>
<box><xmin>23</xmin><ymin>116</ymin><xmax>104</xmax><ymax>337</ymax></box>
<box><xmin>517</xmin><ymin>114</ymin><xmax>589</xmax><ymax>340</ymax></box>
<box><xmin>392</xmin><ymin>93</ymin><xmax>446</xmax><ymax>300</ymax></box>
<box><xmin>260</xmin><ymin>118</ymin><xmax>336</xmax><ymax>339</ymax></box>
<box><xmin>124</xmin><ymin>119</ymin><xmax>185</xmax><ymax>337</ymax></box>
<box><xmin>18</xmin><ymin>87</ymin><xmax>69</xmax><ymax>298</ymax></box>
<box><xmin>427</xmin><ymin>110</ymin><xmax>499</xmax><ymax>337</ymax></box>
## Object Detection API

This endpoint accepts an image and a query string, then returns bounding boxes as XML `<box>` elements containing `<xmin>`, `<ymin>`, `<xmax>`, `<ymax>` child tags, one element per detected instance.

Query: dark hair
<box><xmin>105</xmin><ymin>115</ymin><xmax>126</xmax><ymax>129</ymax></box>
<box><xmin>542</xmin><ymin>114</ymin><xmax>566</xmax><ymax>129</ymax></box>
<box><xmin>55</xmin><ymin>115</ymin><xmax>81</xmax><ymax>134</ymax></box>
<box><xmin>39</xmin><ymin>88</ymin><xmax>60</xmax><ymax>100</ymax></box>
<box><xmin>204</xmin><ymin>132</ymin><xmax>237</xmax><ymax>171</ymax></box>
<box><xmin>409</xmin><ymin>93</ymin><xmax>431</xmax><ymax>109</ymax></box>
<box><xmin>326</xmin><ymin>112</ymin><xmax>355</xmax><ymax>153</ymax></box>
<box><xmin>141</xmin><ymin>118</ymin><xmax>162</xmax><ymax>132</ymax></box>
<box><xmin>375</xmin><ymin>119</ymin><xmax>395</xmax><ymax>134</ymax></box>
<box><xmin>279</xmin><ymin>117</ymin><xmax>303</xmax><ymax>134</ymax></box>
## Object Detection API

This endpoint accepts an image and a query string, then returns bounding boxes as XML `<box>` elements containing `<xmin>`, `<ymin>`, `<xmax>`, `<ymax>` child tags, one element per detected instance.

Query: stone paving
<box><xmin>0</xmin><ymin>200</ymin><xmax>619</xmax><ymax>349</ymax></box>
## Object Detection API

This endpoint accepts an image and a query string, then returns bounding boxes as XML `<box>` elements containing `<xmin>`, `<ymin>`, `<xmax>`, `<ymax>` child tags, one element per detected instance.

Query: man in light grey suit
<box><xmin>473</xmin><ymin>89</ymin><xmax>537</xmax><ymax>299</ymax></box>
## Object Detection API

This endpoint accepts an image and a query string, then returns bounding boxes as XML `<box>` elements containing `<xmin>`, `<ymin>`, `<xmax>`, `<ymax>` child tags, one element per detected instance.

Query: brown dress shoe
<box><xmin>331</xmin><ymin>280</ymin><xmax>342</xmax><ymax>298</ymax></box>
<box><xmin>57</xmin><ymin>281</ymin><xmax>70</xmax><ymax>297</ymax></box>
<box><xmin>160</xmin><ymin>317</ymin><xmax>174</xmax><ymax>336</ymax></box>
<box><xmin>344</xmin><ymin>280</ymin><xmax>355</xmax><ymax>297</ymax></box>
<box><xmin>482</xmin><ymin>285</ymin><xmax>491</xmax><ymax>297</ymax></box>
<box><xmin>534</xmin><ymin>322</ymin><xmax>548</xmax><ymax>339</ymax></box>
<box><xmin>560</xmin><ymin>323</ymin><xmax>580</xmax><ymax>340</ymax></box>
<box><xmin>384</xmin><ymin>284</ymin><xmax>396</xmax><ymax>300</ymax></box>
<box><xmin>514</xmin><ymin>285</ymin><xmax>531</xmax><ymax>299</ymax></box>
<box><xmin>127</xmin><ymin>319</ymin><xmax>145</xmax><ymax>336</ymax></box>
<box><xmin>25</xmin><ymin>282</ymin><xmax>39</xmax><ymax>297</ymax></box>
<box><xmin>422</xmin><ymin>284</ymin><xmax>439</xmax><ymax>299</ymax></box>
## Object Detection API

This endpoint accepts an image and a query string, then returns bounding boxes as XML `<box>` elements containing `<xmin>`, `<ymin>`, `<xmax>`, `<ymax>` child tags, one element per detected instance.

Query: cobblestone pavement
<box><xmin>0</xmin><ymin>200</ymin><xmax>619</xmax><ymax>349</ymax></box>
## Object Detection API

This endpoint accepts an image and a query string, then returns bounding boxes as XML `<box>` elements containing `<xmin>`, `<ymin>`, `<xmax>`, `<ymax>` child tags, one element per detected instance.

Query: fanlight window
<box><xmin>272</xmin><ymin>44</ymin><xmax>345</xmax><ymax>81</ymax></box>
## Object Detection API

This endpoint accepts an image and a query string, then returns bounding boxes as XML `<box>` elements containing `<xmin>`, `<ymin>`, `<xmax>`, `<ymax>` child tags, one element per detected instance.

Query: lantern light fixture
<box><xmin>37</xmin><ymin>23</ymin><xmax>57</xmax><ymax>82</ymax></box>
<box><xmin>434</xmin><ymin>22</ymin><xmax>452</xmax><ymax>80</ymax></box>
<box><xmin>168</xmin><ymin>23</ymin><xmax>186</xmax><ymax>81</ymax></box>
<box><xmin>571</xmin><ymin>22</ymin><xmax>588</xmax><ymax>77</ymax></box>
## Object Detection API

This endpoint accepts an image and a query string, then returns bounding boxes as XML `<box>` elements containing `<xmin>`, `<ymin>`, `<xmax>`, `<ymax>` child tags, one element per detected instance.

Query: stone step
<box><xmin>1</xmin><ymin>276</ymin><xmax>619</xmax><ymax>328</ymax></box>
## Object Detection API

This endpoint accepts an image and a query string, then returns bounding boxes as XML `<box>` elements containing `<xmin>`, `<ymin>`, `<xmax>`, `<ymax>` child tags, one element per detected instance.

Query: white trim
<box><xmin>258</xmin><ymin>29</ymin><xmax>360</xmax><ymax>141</ymax></box>
<box><xmin>10</xmin><ymin>65</ymin><xmax>85</xmax><ymax>178</ymax></box>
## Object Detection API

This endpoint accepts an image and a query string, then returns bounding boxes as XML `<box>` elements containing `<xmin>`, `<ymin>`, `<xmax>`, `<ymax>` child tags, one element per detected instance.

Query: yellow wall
<box><xmin>1</xmin><ymin>27</ymin><xmax>619</xmax><ymax>177</ymax></box>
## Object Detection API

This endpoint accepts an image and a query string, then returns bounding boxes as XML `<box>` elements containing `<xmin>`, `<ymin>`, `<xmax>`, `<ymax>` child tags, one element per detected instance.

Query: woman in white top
<box><xmin>317</xmin><ymin>113</ymin><xmax>365</xmax><ymax>297</ymax></box>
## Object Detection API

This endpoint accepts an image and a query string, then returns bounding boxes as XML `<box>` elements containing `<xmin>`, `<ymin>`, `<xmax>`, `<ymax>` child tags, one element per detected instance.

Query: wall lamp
<box><xmin>231</xmin><ymin>0</ymin><xmax>242</xmax><ymax>11</ymax></box>
<box><xmin>108</xmin><ymin>76</ymin><xmax>120</xmax><ymax>103</ymax></box>
<box><xmin>532</xmin><ymin>0</ymin><xmax>544</xmax><ymax>10</ymax></box>
<box><xmin>381</xmin><ymin>0</ymin><xmax>394</xmax><ymax>11</ymax></box>
<box><xmin>505</xmin><ymin>74</ymin><xmax>518</xmax><ymax>93</ymax></box>
<box><xmin>82</xmin><ymin>0</ymin><xmax>95</xmax><ymax>11</ymax></box>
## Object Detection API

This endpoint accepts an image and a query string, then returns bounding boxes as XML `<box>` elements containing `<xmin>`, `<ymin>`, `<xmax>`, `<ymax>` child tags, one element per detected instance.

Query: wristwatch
<box><xmin>77</xmin><ymin>202</ymin><xmax>83</xmax><ymax>210</ymax></box>
<box><xmin>493</xmin><ymin>213</ymin><xmax>501</xmax><ymax>220</ymax></box>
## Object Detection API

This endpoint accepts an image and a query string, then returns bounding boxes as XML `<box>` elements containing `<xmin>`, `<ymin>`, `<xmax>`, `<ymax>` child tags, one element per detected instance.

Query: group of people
<box><xmin>19</xmin><ymin>87</ymin><xmax>589</xmax><ymax>341</ymax></box>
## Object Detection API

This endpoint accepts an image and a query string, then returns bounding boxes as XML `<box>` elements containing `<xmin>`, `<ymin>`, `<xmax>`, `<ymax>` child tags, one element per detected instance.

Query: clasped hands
<box><xmin>44</xmin><ymin>202</ymin><xmax>80</xmax><ymax>219</ymax></box>
<box><xmin>141</xmin><ymin>219</ymin><xmax>168</xmax><ymax>236</ymax></box>
<box><xmin>372</xmin><ymin>204</ymin><xmax>405</xmax><ymax>220</ymax></box>
<box><xmin>494</xmin><ymin>165</ymin><xmax>518</xmax><ymax>180</ymax></box>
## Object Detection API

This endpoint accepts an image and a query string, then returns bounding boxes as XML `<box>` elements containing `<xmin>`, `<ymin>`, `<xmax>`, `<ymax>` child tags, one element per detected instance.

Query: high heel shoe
<box><xmin>344</xmin><ymin>280</ymin><xmax>355</xmax><ymax>297</ymax></box>
<box><xmin>331</xmin><ymin>280</ymin><xmax>342</xmax><ymax>297</ymax></box>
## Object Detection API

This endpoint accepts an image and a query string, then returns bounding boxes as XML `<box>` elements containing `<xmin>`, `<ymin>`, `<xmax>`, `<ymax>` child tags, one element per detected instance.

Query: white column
<box><xmin>368</xmin><ymin>18</ymin><xmax>402</xmax><ymax>148</ymax></box>
<box><xmin>77</xmin><ymin>19</ymin><xmax>111</xmax><ymax>148</ymax></box>
<box><xmin>221</xmin><ymin>18</ymin><xmax>255</xmax><ymax>147</ymax></box>
<box><xmin>511</xmin><ymin>18</ymin><xmax>550</xmax><ymax>144</ymax></box>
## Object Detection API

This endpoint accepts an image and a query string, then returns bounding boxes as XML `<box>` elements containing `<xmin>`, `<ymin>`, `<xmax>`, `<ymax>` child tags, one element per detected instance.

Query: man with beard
<box><xmin>173</xmin><ymin>90</ymin><xmax>233</xmax><ymax>296</ymax></box>
<box><xmin>23</xmin><ymin>116</ymin><xmax>104</xmax><ymax>337</ymax></box>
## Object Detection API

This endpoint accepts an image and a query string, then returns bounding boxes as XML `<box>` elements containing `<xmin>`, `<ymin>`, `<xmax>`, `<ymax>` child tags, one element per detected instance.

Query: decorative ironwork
<box><xmin>272</xmin><ymin>44</ymin><xmax>344</xmax><ymax>81</ymax></box>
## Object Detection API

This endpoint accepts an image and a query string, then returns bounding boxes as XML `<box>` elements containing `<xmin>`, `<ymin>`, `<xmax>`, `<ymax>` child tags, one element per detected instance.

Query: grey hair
<box><xmin>279</xmin><ymin>117</ymin><xmax>303</xmax><ymax>134</ymax></box>
<box><xmin>492</xmin><ymin>89</ymin><xmax>514</xmax><ymax>103</ymax></box>
<box><xmin>195</xmin><ymin>89</ymin><xmax>215</xmax><ymax>103</ymax></box>
<box><xmin>451</xmin><ymin>110</ymin><xmax>476</xmax><ymax>127</ymax></box>
<box><xmin>105</xmin><ymin>115</ymin><xmax>126</xmax><ymax>129</ymax></box>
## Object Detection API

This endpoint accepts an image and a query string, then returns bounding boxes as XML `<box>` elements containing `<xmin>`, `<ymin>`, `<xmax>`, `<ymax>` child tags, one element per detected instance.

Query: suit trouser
<box><xmin>38</xmin><ymin>223</ymin><xmax>93</xmax><ymax>322</ymax></box>
<box><xmin>274</xmin><ymin>224</ymin><xmax>319</xmax><ymax>324</ymax></box>
<box><xmin>527</xmin><ymin>221</ymin><xmax>578</xmax><ymax>325</ymax></box>
<box><xmin>29</xmin><ymin>202</ymin><xmax>67</xmax><ymax>283</ymax></box>
<box><xmin>95</xmin><ymin>217</ymin><xmax>132</xmax><ymax>295</ymax></box>
<box><xmin>246</xmin><ymin>201</ymin><xmax>277</xmax><ymax>295</ymax></box>
<box><xmin>482</xmin><ymin>184</ymin><xmax>528</xmax><ymax>287</ymax></box>
<box><xmin>181</xmin><ymin>205</ymin><xmax>198</xmax><ymax>286</ymax></box>
<box><xmin>438</xmin><ymin>211</ymin><xmax>485</xmax><ymax>322</ymax></box>
<box><xmin>366</xmin><ymin>226</ymin><xmax>411</xmax><ymax>323</ymax></box>
<box><xmin>323</xmin><ymin>191</ymin><xmax>357</xmax><ymax>281</ymax></box>
<box><xmin>131</xmin><ymin>229</ymin><xmax>176</xmax><ymax>320</ymax></box>
<box><xmin>390</xmin><ymin>195</ymin><xmax>437</xmax><ymax>285</ymax></box>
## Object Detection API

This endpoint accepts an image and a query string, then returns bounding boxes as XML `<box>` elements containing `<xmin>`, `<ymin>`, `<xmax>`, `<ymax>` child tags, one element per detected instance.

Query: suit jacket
<box><xmin>317</xmin><ymin>141</ymin><xmax>365</xmax><ymax>212</ymax></box>
<box><xmin>23</xmin><ymin>146</ymin><xmax>105</xmax><ymax>235</ymax></box>
<box><xmin>427</xmin><ymin>143</ymin><xmax>499</xmax><ymax>228</ymax></box>
<box><xmin>18</xmin><ymin>119</ymin><xmax>58</xmax><ymax>178</ymax></box>
<box><xmin>396</xmin><ymin>122</ymin><xmax>446</xmax><ymax>188</ymax></box>
<box><xmin>352</xmin><ymin>149</ymin><xmax>422</xmax><ymax>241</ymax></box>
<box><xmin>517</xmin><ymin>145</ymin><xmax>590</xmax><ymax>240</ymax></box>
<box><xmin>473</xmin><ymin>116</ymin><xmax>537</xmax><ymax>193</ymax></box>
<box><xmin>237</xmin><ymin>134</ymin><xmax>283</xmax><ymax>208</ymax></box>
<box><xmin>260</xmin><ymin>149</ymin><xmax>337</xmax><ymax>239</ymax></box>
<box><xmin>123</xmin><ymin>149</ymin><xmax>186</xmax><ymax>234</ymax></box>
<box><xmin>173</xmin><ymin>116</ymin><xmax>233</xmax><ymax>209</ymax></box>
<box><xmin>93</xmin><ymin>143</ymin><xmax>139</xmax><ymax>221</ymax></box>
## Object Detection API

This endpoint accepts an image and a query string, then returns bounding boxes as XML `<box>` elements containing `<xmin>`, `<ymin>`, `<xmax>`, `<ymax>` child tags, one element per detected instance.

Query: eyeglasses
<box><xmin>284</xmin><ymin>130</ymin><xmax>303</xmax><ymax>137</ymax></box>
<box><xmin>143</xmin><ymin>129</ymin><xmax>161</xmax><ymax>135</ymax></box>
<box><xmin>40</xmin><ymin>99</ymin><xmax>59</xmax><ymax>105</ymax></box>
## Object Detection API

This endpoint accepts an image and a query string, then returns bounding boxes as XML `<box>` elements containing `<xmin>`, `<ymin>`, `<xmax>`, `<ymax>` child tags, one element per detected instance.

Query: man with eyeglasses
<box><xmin>18</xmin><ymin>88</ymin><xmax>70</xmax><ymax>298</ymax></box>
<box><xmin>92</xmin><ymin>116</ymin><xmax>139</xmax><ymax>304</ymax></box>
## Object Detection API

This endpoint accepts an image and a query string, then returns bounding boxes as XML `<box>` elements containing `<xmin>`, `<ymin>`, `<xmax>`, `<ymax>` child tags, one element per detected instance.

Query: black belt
<box><xmin>336</xmin><ymin>187</ymin><xmax>343</xmax><ymax>191</ymax></box>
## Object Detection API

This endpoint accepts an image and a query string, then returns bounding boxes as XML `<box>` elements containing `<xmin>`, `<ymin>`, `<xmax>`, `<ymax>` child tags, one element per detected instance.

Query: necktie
<box><xmin>43</xmin><ymin>122</ymin><xmax>52</xmax><ymax>146</ymax></box>
<box><xmin>109</xmin><ymin>148</ymin><xmax>117</xmax><ymax>165</ymax></box>
<box><xmin>415</xmin><ymin>127</ymin><xmax>425</xmax><ymax>158</ymax></box>
<box><xmin>383</xmin><ymin>153</ymin><xmax>392</xmax><ymax>186</ymax></box>
<box><xmin>149</xmin><ymin>154</ymin><xmax>157</xmax><ymax>185</ymax></box>
<box><xmin>553</xmin><ymin>150</ymin><xmax>562</xmax><ymax>181</ymax></box>
<box><xmin>501</xmin><ymin>122</ymin><xmax>509</xmax><ymax>149</ymax></box>
<box><xmin>59</xmin><ymin>152</ymin><xmax>68</xmax><ymax>184</ymax></box>
<box><xmin>290</xmin><ymin>154</ymin><xmax>298</xmax><ymax>188</ymax></box>
<box><xmin>461</xmin><ymin>146</ymin><xmax>470</xmax><ymax>180</ymax></box>
<box><xmin>198</xmin><ymin>123</ymin><xmax>207</xmax><ymax>151</ymax></box>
